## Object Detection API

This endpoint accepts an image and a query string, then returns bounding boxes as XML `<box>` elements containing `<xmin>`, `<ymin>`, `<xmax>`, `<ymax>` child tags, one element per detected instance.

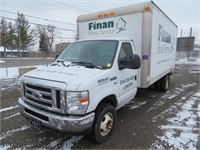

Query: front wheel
<box><xmin>91</xmin><ymin>104</ymin><xmax>116</xmax><ymax>143</ymax></box>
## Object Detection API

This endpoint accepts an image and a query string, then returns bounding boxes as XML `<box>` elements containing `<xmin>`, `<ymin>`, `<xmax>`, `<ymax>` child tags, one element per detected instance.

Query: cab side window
<box><xmin>118</xmin><ymin>43</ymin><xmax>133</xmax><ymax>60</ymax></box>
<box><xmin>118</xmin><ymin>42</ymin><xmax>134</xmax><ymax>69</ymax></box>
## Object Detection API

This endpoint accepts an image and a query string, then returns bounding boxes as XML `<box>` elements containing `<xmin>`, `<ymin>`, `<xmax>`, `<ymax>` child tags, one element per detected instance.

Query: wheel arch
<box><xmin>95</xmin><ymin>94</ymin><xmax>117</xmax><ymax>112</ymax></box>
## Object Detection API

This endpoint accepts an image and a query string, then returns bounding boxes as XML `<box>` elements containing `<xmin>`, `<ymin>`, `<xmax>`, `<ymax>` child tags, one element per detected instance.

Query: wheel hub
<box><xmin>100</xmin><ymin>112</ymin><xmax>113</xmax><ymax>136</ymax></box>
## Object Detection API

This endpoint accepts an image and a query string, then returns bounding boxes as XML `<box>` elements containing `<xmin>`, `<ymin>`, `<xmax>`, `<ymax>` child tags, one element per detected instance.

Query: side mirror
<box><xmin>130</xmin><ymin>54</ymin><xmax>141</xmax><ymax>69</ymax></box>
<box><xmin>118</xmin><ymin>58</ymin><xmax>131</xmax><ymax>70</ymax></box>
<box><xmin>118</xmin><ymin>54</ymin><xmax>141</xmax><ymax>70</ymax></box>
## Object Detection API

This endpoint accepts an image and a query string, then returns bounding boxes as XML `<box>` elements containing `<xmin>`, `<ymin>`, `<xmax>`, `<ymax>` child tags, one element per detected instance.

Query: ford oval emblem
<box><xmin>32</xmin><ymin>92</ymin><xmax>42</xmax><ymax>99</ymax></box>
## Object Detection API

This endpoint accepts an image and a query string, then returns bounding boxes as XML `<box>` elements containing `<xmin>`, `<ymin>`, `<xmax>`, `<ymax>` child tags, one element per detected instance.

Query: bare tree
<box><xmin>35</xmin><ymin>25</ymin><xmax>57</xmax><ymax>51</ymax></box>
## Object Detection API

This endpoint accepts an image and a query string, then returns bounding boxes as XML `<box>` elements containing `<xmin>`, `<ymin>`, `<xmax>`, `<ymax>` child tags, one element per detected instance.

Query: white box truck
<box><xmin>18</xmin><ymin>1</ymin><xmax>177</xmax><ymax>143</ymax></box>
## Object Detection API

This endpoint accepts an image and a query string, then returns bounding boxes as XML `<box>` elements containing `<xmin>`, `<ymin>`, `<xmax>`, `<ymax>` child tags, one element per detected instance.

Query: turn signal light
<box><xmin>110</xmin><ymin>12</ymin><xmax>115</xmax><ymax>16</ymax></box>
<box><xmin>104</xmin><ymin>13</ymin><xmax>109</xmax><ymax>17</ymax></box>
<box><xmin>144</xmin><ymin>7</ymin><xmax>152</xmax><ymax>11</ymax></box>
<box><xmin>98</xmin><ymin>14</ymin><xmax>103</xmax><ymax>18</ymax></box>
<box><xmin>79</xmin><ymin>98</ymin><xmax>89</xmax><ymax>104</ymax></box>
<box><xmin>97</xmin><ymin>12</ymin><xmax>116</xmax><ymax>18</ymax></box>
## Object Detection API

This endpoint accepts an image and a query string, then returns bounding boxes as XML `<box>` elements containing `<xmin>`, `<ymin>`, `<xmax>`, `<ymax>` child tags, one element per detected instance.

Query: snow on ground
<box><xmin>37</xmin><ymin>135</ymin><xmax>83</xmax><ymax>149</ymax></box>
<box><xmin>62</xmin><ymin>136</ymin><xmax>84</xmax><ymax>150</ymax></box>
<box><xmin>126</xmin><ymin>100</ymin><xmax>147</xmax><ymax>110</ymax></box>
<box><xmin>0</xmin><ymin>65</ymin><xmax>44</xmax><ymax>78</ymax></box>
<box><xmin>0</xmin><ymin>78</ymin><xmax>20</xmax><ymax>91</ymax></box>
<box><xmin>1</xmin><ymin>57</ymin><xmax>199</xmax><ymax>149</ymax></box>
<box><xmin>151</xmin><ymin>91</ymin><xmax>200</xmax><ymax>149</ymax></box>
<box><xmin>0</xmin><ymin>60</ymin><xmax>5</xmax><ymax>63</ymax></box>
<box><xmin>0</xmin><ymin>67</ymin><xmax>19</xmax><ymax>78</ymax></box>
<box><xmin>1</xmin><ymin>125</ymin><xmax>31</xmax><ymax>140</ymax></box>
<box><xmin>0</xmin><ymin>105</ymin><xmax>19</xmax><ymax>113</ymax></box>
<box><xmin>148</xmin><ymin>83</ymin><xmax>197</xmax><ymax>112</ymax></box>
<box><xmin>176</xmin><ymin>57</ymin><xmax>200</xmax><ymax>65</ymax></box>
<box><xmin>0</xmin><ymin>145</ymin><xmax>11</xmax><ymax>150</ymax></box>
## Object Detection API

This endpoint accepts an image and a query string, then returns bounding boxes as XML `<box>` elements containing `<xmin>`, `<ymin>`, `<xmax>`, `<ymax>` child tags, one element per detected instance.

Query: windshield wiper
<box><xmin>51</xmin><ymin>59</ymin><xmax>70</xmax><ymax>67</ymax></box>
<box><xmin>72</xmin><ymin>61</ymin><xmax>104</xmax><ymax>69</ymax></box>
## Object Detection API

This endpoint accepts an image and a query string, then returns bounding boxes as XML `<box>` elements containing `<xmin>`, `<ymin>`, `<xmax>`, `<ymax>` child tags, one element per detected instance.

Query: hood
<box><xmin>24</xmin><ymin>66</ymin><xmax>104</xmax><ymax>91</ymax></box>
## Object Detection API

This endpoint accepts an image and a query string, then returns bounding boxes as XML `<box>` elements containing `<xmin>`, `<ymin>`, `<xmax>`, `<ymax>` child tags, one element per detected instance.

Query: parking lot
<box><xmin>0</xmin><ymin>59</ymin><xmax>200</xmax><ymax>149</ymax></box>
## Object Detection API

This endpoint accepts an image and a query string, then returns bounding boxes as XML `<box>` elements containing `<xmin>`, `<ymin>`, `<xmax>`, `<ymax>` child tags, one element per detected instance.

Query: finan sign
<box><xmin>88</xmin><ymin>17</ymin><xmax>127</xmax><ymax>36</ymax></box>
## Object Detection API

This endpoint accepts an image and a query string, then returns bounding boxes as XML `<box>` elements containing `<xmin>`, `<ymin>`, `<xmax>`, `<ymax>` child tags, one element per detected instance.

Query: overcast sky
<box><xmin>0</xmin><ymin>0</ymin><xmax>199</xmax><ymax>49</ymax></box>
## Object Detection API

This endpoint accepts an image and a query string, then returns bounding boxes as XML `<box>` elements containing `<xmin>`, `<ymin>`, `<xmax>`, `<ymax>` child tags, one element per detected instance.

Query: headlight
<box><xmin>66</xmin><ymin>91</ymin><xmax>89</xmax><ymax>115</ymax></box>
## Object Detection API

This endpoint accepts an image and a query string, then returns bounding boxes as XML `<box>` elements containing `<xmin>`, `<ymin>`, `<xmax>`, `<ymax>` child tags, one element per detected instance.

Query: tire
<box><xmin>91</xmin><ymin>104</ymin><xmax>116</xmax><ymax>144</ymax></box>
<box><xmin>160</xmin><ymin>75</ymin><xmax>170</xmax><ymax>92</ymax></box>
<box><xmin>154</xmin><ymin>79</ymin><xmax>160</xmax><ymax>91</ymax></box>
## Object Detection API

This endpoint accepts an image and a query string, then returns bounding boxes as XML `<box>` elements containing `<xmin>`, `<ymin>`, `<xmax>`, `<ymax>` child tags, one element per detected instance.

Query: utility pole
<box><xmin>188</xmin><ymin>27</ymin><xmax>192</xmax><ymax>59</ymax></box>
<box><xmin>179</xmin><ymin>29</ymin><xmax>182</xmax><ymax>60</ymax></box>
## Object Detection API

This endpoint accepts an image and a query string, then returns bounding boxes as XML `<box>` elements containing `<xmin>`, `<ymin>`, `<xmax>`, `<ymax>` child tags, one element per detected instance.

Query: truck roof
<box><xmin>77</xmin><ymin>1</ymin><xmax>177</xmax><ymax>27</ymax></box>
<box><xmin>74</xmin><ymin>37</ymin><xmax>132</xmax><ymax>42</ymax></box>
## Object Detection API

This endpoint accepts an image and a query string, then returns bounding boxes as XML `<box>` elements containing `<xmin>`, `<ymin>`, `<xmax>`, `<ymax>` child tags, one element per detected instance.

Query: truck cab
<box><xmin>18</xmin><ymin>38</ymin><xmax>140</xmax><ymax>143</ymax></box>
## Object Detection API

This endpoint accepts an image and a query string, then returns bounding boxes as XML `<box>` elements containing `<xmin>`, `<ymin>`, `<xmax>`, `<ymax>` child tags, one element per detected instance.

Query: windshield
<box><xmin>58</xmin><ymin>40</ymin><xmax>118</xmax><ymax>69</ymax></box>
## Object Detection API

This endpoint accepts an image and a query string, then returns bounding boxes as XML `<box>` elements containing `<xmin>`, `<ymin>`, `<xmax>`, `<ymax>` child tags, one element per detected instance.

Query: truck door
<box><xmin>117</xmin><ymin>42</ymin><xmax>138</xmax><ymax>107</ymax></box>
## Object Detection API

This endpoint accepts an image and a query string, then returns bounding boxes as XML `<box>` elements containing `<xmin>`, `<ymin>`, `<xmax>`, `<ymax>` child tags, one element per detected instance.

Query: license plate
<box><xmin>30</xmin><ymin>118</ymin><xmax>41</xmax><ymax>129</ymax></box>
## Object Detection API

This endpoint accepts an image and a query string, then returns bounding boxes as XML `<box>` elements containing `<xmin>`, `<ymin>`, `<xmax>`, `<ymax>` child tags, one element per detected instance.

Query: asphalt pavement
<box><xmin>0</xmin><ymin>62</ymin><xmax>200</xmax><ymax>149</ymax></box>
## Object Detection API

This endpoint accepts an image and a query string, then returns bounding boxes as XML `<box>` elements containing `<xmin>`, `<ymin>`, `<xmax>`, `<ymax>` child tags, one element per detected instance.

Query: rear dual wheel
<box><xmin>160</xmin><ymin>75</ymin><xmax>170</xmax><ymax>92</ymax></box>
<box><xmin>154</xmin><ymin>74</ymin><xmax>170</xmax><ymax>92</ymax></box>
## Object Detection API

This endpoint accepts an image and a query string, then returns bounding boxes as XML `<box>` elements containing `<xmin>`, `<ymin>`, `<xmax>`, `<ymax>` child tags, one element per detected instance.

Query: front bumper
<box><xmin>18</xmin><ymin>98</ymin><xmax>95</xmax><ymax>134</ymax></box>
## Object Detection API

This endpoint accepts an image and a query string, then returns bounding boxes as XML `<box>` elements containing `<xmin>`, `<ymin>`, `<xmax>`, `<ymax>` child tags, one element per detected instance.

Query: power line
<box><xmin>51</xmin><ymin>0</ymin><xmax>90</xmax><ymax>13</ymax></box>
<box><xmin>0</xmin><ymin>9</ymin><xmax>76</xmax><ymax>26</ymax></box>
<box><xmin>0</xmin><ymin>16</ymin><xmax>77</xmax><ymax>32</ymax></box>
<box><xmin>41</xmin><ymin>0</ymin><xmax>90</xmax><ymax>13</ymax></box>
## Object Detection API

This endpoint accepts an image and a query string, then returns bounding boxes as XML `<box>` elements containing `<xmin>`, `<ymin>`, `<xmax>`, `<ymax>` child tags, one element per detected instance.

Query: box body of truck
<box><xmin>18</xmin><ymin>1</ymin><xmax>177</xmax><ymax>143</ymax></box>
<box><xmin>77</xmin><ymin>1</ymin><xmax>178</xmax><ymax>88</ymax></box>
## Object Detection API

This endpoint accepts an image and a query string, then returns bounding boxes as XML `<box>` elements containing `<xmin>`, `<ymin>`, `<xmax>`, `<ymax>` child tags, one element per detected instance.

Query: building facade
<box><xmin>55</xmin><ymin>42</ymin><xmax>70</xmax><ymax>53</ymax></box>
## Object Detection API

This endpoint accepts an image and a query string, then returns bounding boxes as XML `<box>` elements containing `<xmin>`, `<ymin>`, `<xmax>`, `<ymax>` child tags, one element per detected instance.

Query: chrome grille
<box><xmin>24</xmin><ymin>83</ymin><xmax>61</xmax><ymax>112</ymax></box>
